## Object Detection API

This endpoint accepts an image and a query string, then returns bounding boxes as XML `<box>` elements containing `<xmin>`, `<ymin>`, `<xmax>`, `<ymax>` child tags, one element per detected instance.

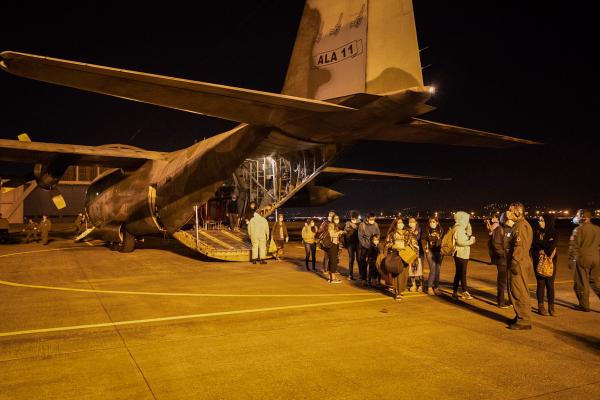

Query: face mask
<box><xmin>327</xmin><ymin>216</ymin><xmax>332</xmax><ymax>222</ymax></box>
<box><xmin>368</xmin><ymin>219</ymin><xmax>375</xmax><ymax>225</ymax></box>
<box><xmin>372</xmin><ymin>240</ymin><xmax>379</xmax><ymax>246</ymax></box>
<box><xmin>539</xmin><ymin>220</ymin><xmax>545</xmax><ymax>229</ymax></box>
<box><xmin>333</xmin><ymin>219</ymin><xmax>340</xmax><ymax>224</ymax></box>
<box><xmin>430</xmin><ymin>223</ymin><xmax>437</xmax><ymax>229</ymax></box>
<box><xmin>309</xmin><ymin>222</ymin><xmax>314</xmax><ymax>227</ymax></box>
<box><xmin>506</xmin><ymin>220</ymin><xmax>515</xmax><ymax>227</ymax></box>
<box><xmin>409</xmin><ymin>222</ymin><xmax>416</xmax><ymax>229</ymax></box>
<box><xmin>572</xmin><ymin>216</ymin><xmax>580</xmax><ymax>225</ymax></box>
<box><xmin>397</xmin><ymin>224</ymin><xmax>404</xmax><ymax>230</ymax></box>
<box><xmin>279</xmin><ymin>218</ymin><xmax>283</xmax><ymax>222</ymax></box>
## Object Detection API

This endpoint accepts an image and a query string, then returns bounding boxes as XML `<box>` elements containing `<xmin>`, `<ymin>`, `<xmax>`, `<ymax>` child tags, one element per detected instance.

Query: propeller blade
<box><xmin>50</xmin><ymin>187</ymin><xmax>67</xmax><ymax>210</ymax></box>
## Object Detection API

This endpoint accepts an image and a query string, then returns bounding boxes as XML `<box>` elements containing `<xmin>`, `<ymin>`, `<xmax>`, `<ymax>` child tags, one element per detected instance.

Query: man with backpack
<box><xmin>442</xmin><ymin>211</ymin><xmax>476</xmax><ymax>300</ymax></box>
<box><xmin>344</xmin><ymin>211</ymin><xmax>360</xmax><ymax>280</ymax></box>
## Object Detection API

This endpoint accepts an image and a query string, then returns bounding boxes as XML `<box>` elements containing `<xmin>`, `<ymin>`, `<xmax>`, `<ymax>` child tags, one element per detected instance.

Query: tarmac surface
<box><xmin>1</xmin><ymin>225</ymin><xmax>599</xmax><ymax>399</ymax></box>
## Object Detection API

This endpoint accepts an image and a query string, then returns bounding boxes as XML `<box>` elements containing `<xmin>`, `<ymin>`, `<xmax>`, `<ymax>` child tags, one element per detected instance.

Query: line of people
<box><xmin>300</xmin><ymin>205</ymin><xmax>600</xmax><ymax>330</ymax></box>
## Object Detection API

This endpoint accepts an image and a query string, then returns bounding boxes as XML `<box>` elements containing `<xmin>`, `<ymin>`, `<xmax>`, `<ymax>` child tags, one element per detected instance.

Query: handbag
<box><xmin>398</xmin><ymin>246</ymin><xmax>418</xmax><ymax>265</ymax></box>
<box><xmin>536</xmin><ymin>248</ymin><xmax>556</xmax><ymax>278</ymax></box>
<box><xmin>268</xmin><ymin>239</ymin><xmax>277</xmax><ymax>254</ymax></box>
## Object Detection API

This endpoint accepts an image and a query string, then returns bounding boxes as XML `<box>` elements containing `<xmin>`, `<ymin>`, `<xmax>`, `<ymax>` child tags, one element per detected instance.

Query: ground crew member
<box><xmin>74</xmin><ymin>213</ymin><xmax>84</xmax><ymax>235</ymax></box>
<box><xmin>506</xmin><ymin>202</ymin><xmax>533</xmax><ymax>330</ymax></box>
<box><xmin>248</xmin><ymin>209</ymin><xmax>269</xmax><ymax>264</ymax></box>
<box><xmin>226</xmin><ymin>194</ymin><xmax>240</xmax><ymax>231</ymax></box>
<box><xmin>24</xmin><ymin>218</ymin><xmax>40</xmax><ymax>243</ymax></box>
<box><xmin>40</xmin><ymin>215</ymin><xmax>51</xmax><ymax>245</ymax></box>
<box><xmin>568</xmin><ymin>209</ymin><xmax>600</xmax><ymax>312</ymax></box>
<box><xmin>0</xmin><ymin>213</ymin><xmax>10</xmax><ymax>243</ymax></box>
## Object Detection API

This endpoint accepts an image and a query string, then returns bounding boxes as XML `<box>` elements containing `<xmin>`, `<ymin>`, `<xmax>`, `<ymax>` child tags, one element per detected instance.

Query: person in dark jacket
<box><xmin>568</xmin><ymin>209</ymin><xmax>600</xmax><ymax>312</ymax></box>
<box><xmin>491</xmin><ymin>212</ymin><xmax>512</xmax><ymax>308</ymax></box>
<box><xmin>226</xmin><ymin>194</ymin><xmax>240</xmax><ymax>231</ymax></box>
<box><xmin>358</xmin><ymin>213</ymin><xmax>380</xmax><ymax>284</ymax></box>
<box><xmin>423</xmin><ymin>217</ymin><xmax>444</xmax><ymax>295</ymax></box>
<box><xmin>532</xmin><ymin>213</ymin><xmax>559</xmax><ymax>316</ymax></box>
<box><xmin>318</xmin><ymin>210</ymin><xmax>336</xmax><ymax>273</ymax></box>
<box><xmin>344</xmin><ymin>211</ymin><xmax>360</xmax><ymax>280</ymax></box>
<box><xmin>271</xmin><ymin>213</ymin><xmax>289</xmax><ymax>260</ymax></box>
<box><xmin>366</xmin><ymin>234</ymin><xmax>381</xmax><ymax>287</ymax></box>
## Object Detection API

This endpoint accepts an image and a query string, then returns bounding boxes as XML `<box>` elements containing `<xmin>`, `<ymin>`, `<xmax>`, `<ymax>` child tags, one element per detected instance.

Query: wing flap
<box><xmin>0</xmin><ymin>51</ymin><xmax>355</xmax><ymax>126</ymax></box>
<box><xmin>369</xmin><ymin>118</ymin><xmax>541</xmax><ymax>148</ymax></box>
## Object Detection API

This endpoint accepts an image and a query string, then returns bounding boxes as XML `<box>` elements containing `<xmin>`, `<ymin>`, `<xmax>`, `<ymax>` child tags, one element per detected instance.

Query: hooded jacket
<box><xmin>453</xmin><ymin>211</ymin><xmax>476</xmax><ymax>259</ymax></box>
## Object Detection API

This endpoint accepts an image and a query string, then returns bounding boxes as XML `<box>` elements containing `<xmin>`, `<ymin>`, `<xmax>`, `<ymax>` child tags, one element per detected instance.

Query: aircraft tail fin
<box><xmin>282</xmin><ymin>0</ymin><xmax>423</xmax><ymax>101</ymax></box>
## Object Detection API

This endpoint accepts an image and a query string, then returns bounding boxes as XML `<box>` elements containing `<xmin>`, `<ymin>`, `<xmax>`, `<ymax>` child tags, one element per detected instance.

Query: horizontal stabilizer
<box><xmin>0</xmin><ymin>51</ymin><xmax>355</xmax><ymax>126</ymax></box>
<box><xmin>0</xmin><ymin>139</ymin><xmax>166</xmax><ymax>168</ymax></box>
<box><xmin>323</xmin><ymin>166</ymin><xmax>450</xmax><ymax>181</ymax></box>
<box><xmin>369</xmin><ymin>118</ymin><xmax>541</xmax><ymax>148</ymax></box>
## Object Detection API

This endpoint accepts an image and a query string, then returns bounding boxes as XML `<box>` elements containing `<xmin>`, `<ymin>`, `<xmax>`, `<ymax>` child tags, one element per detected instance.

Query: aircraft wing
<box><xmin>0</xmin><ymin>138</ymin><xmax>166</xmax><ymax>168</ymax></box>
<box><xmin>322</xmin><ymin>167</ymin><xmax>450</xmax><ymax>181</ymax></box>
<box><xmin>369</xmin><ymin>118</ymin><xmax>541</xmax><ymax>148</ymax></box>
<box><xmin>0</xmin><ymin>51</ymin><xmax>355</xmax><ymax>126</ymax></box>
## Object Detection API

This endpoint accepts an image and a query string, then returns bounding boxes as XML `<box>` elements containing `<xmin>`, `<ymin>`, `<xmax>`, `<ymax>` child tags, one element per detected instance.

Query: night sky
<box><xmin>1</xmin><ymin>2</ymin><xmax>598</xmax><ymax>213</ymax></box>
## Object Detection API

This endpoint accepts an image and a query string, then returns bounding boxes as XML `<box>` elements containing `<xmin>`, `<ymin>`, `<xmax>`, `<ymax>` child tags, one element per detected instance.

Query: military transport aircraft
<box><xmin>0</xmin><ymin>0</ymin><xmax>537</xmax><ymax>260</ymax></box>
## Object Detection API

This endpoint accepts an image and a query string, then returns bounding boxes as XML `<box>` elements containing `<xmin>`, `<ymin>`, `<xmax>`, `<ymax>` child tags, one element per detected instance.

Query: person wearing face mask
<box><xmin>386</xmin><ymin>218</ymin><xmax>409</xmax><ymax>300</ymax></box>
<box><xmin>452</xmin><ymin>211</ymin><xmax>476</xmax><ymax>300</ymax></box>
<box><xmin>568</xmin><ymin>209</ymin><xmax>600</xmax><ymax>312</ymax></box>
<box><xmin>318</xmin><ymin>210</ymin><xmax>336</xmax><ymax>273</ymax></box>
<box><xmin>358</xmin><ymin>212</ymin><xmax>380</xmax><ymax>285</ymax></box>
<box><xmin>407</xmin><ymin>217</ymin><xmax>424</xmax><ymax>292</ymax></box>
<box><xmin>324</xmin><ymin>222</ymin><xmax>344</xmax><ymax>283</ymax></box>
<box><xmin>506</xmin><ymin>202</ymin><xmax>533</xmax><ymax>330</ymax></box>
<box><xmin>423</xmin><ymin>217</ymin><xmax>444</xmax><ymax>295</ymax></box>
<box><xmin>344</xmin><ymin>211</ymin><xmax>361</xmax><ymax>280</ymax></box>
<box><xmin>244</xmin><ymin>200</ymin><xmax>257</xmax><ymax>226</ymax></box>
<box><xmin>532</xmin><ymin>213</ymin><xmax>559</xmax><ymax>316</ymax></box>
<box><xmin>491</xmin><ymin>212</ymin><xmax>512</xmax><ymax>308</ymax></box>
<box><xmin>271</xmin><ymin>213</ymin><xmax>289</xmax><ymax>261</ymax></box>
<box><xmin>302</xmin><ymin>218</ymin><xmax>318</xmax><ymax>271</ymax></box>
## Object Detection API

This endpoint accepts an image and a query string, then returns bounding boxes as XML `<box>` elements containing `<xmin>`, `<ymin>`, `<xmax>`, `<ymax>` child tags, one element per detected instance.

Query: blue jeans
<box><xmin>347</xmin><ymin>242</ymin><xmax>359</xmax><ymax>278</ymax></box>
<box><xmin>427</xmin><ymin>251</ymin><xmax>443</xmax><ymax>289</ymax></box>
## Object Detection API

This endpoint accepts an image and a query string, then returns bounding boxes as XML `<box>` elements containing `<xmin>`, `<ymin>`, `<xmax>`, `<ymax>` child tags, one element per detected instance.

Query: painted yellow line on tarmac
<box><xmin>0</xmin><ymin>297</ymin><xmax>390</xmax><ymax>338</ymax></box>
<box><xmin>0</xmin><ymin>246</ymin><xmax>381</xmax><ymax>297</ymax></box>
<box><xmin>0</xmin><ymin>278</ymin><xmax>385</xmax><ymax>298</ymax></box>
<box><xmin>0</xmin><ymin>247</ymin><xmax>90</xmax><ymax>259</ymax></box>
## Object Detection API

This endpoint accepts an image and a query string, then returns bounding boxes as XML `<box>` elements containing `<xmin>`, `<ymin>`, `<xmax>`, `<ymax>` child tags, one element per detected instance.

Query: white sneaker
<box><xmin>410</xmin><ymin>284</ymin><xmax>417</xmax><ymax>292</ymax></box>
<box><xmin>461</xmin><ymin>291</ymin><xmax>473</xmax><ymax>300</ymax></box>
<box><xmin>427</xmin><ymin>288</ymin><xmax>435</xmax><ymax>295</ymax></box>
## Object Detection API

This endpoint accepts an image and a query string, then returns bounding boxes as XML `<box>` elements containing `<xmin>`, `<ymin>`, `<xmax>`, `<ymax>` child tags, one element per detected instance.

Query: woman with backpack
<box><xmin>302</xmin><ymin>219</ymin><xmax>318</xmax><ymax>271</ymax></box>
<box><xmin>451</xmin><ymin>211</ymin><xmax>476</xmax><ymax>300</ymax></box>
<box><xmin>423</xmin><ymin>216</ymin><xmax>444</xmax><ymax>295</ymax></box>
<box><xmin>532</xmin><ymin>213</ymin><xmax>559</xmax><ymax>316</ymax></box>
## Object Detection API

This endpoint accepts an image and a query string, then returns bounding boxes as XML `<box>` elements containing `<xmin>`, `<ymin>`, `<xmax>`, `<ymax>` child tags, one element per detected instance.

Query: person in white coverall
<box><xmin>248</xmin><ymin>211</ymin><xmax>269</xmax><ymax>264</ymax></box>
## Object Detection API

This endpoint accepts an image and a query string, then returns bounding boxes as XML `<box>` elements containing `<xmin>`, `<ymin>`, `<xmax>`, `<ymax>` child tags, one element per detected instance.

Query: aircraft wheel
<box><xmin>118</xmin><ymin>229</ymin><xmax>136</xmax><ymax>253</ymax></box>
